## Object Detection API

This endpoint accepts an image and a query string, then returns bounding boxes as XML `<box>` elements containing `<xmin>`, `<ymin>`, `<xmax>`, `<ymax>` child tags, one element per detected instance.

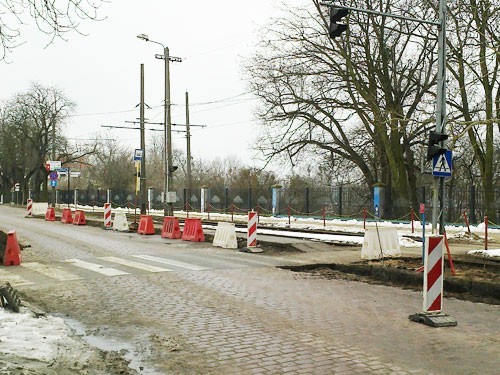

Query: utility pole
<box><xmin>185</xmin><ymin>91</ymin><xmax>192</xmax><ymax>207</ymax></box>
<box><xmin>164</xmin><ymin>46</ymin><xmax>174</xmax><ymax>216</ymax></box>
<box><xmin>51</xmin><ymin>95</ymin><xmax>57</xmax><ymax>207</ymax></box>
<box><xmin>140</xmin><ymin>64</ymin><xmax>147</xmax><ymax>215</ymax></box>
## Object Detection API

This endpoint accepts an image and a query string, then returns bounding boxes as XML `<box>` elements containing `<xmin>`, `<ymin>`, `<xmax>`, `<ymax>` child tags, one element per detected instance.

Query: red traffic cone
<box><xmin>3</xmin><ymin>231</ymin><xmax>21</xmax><ymax>266</ymax></box>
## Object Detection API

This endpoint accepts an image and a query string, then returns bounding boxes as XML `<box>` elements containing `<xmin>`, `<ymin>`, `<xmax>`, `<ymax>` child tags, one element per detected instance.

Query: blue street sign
<box><xmin>134</xmin><ymin>149</ymin><xmax>143</xmax><ymax>161</ymax></box>
<box><xmin>49</xmin><ymin>171</ymin><xmax>58</xmax><ymax>181</ymax></box>
<box><xmin>432</xmin><ymin>150</ymin><xmax>453</xmax><ymax>177</ymax></box>
<box><xmin>50</xmin><ymin>179</ymin><xmax>58</xmax><ymax>187</ymax></box>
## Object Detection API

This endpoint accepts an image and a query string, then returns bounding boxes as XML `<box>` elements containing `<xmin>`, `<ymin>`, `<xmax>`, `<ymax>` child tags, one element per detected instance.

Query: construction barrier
<box><xmin>104</xmin><ymin>203</ymin><xmax>112</xmax><ymax>228</ymax></box>
<box><xmin>213</xmin><ymin>222</ymin><xmax>238</xmax><ymax>249</ymax></box>
<box><xmin>424</xmin><ymin>236</ymin><xmax>444</xmax><ymax>313</ymax></box>
<box><xmin>32</xmin><ymin>202</ymin><xmax>48</xmax><ymax>216</ymax></box>
<box><xmin>247</xmin><ymin>211</ymin><xmax>257</xmax><ymax>248</ymax></box>
<box><xmin>26</xmin><ymin>199</ymin><xmax>33</xmax><ymax>217</ymax></box>
<box><xmin>1</xmin><ymin>231</ymin><xmax>21</xmax><ymax>266</ymax></box>
<box><xmin>61</xmin><ymin>208</ymin><xmax>73</xmax><ymax>224</ymax></box>
<box><xmin>113</xmin><ymin>212</ymin><xmax>130</xmax><ymax>232</ymax></box>
<box><xmin>45</xmin><ymin>207</ymin><xmax>56</xmax><ymax>221</ymax></box>
<box><xmin>137</xmin><ymin>215</ymin><xmax>155</xmax><ymax>235</ymax></box>
<box><xmin>361</xmin><ymin>227</ymin><xmax>401</xmax><ymax>259</ymax></box>
<box><xmin>182</xmin><ymin>218</ymin><xmax>205</xmax><ymax>242</ymax></box>
<box><xmin>161</xmin><ymin>216</ymin><xmax>181</xmax><ymax>239</ymax></box>
<box><xmin>73</xmin><ymin>210</ymin><xmax>87</xmax><ymax>225</ymax></box>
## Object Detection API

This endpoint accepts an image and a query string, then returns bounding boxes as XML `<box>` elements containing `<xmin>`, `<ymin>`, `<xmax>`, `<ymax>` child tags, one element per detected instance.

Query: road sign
<box><xmin>14</xmin><ymin>183</ymin><xmax>20</xmax><ymax>192</ymax></box>
<box><xmin>50</xmin><ymin>180</ymin><xmax>58</xmax><ymax>187</ymax></box>
<box><xmin>49</xmin><ymin>171</ymin><xmax>58</xmax><ymax>181</ymax></box>
<box><xmin>70</xmin><ymin>171</ymin><xmax>81</xmax><ymax>178</ymax></box>
<box><xmin>56</xmin><ymin>168</ymin><xmax>68</xmax><ymax>176</ymax></box>
<box><xmin>48</xmin><ymin>160</ymin><xmax>62</xmax><ymax>171</ymax></box>
<box><xmin>432</xmin><ymin>150</ymin><xmax>452</xmax><ymax>177</ymax></box>
<box><xmin>134</xmin><ymin>149</ymin><xmax>143</xmax><ymax>161</ymax></box>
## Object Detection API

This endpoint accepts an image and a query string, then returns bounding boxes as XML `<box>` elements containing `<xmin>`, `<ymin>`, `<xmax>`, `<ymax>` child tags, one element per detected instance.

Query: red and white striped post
<box><xmin>410</xmin><ymin>235</ymin><xmax>457</xmax><ymax>327</ymax></box>
<box><xmin>247</xmin><ymin>210</ymin><xmax>257</xmax><ymax>248</ymax></box>
<box><xmin>423</xmin><ymin>236</ymin><xmax>444</xmax><ymax>313</ymax></box>
<box><xmin>104</xmin><ymin>203</ymin><xmax>112</xmax><ymax>229</ymax></box>
<box><xmin>26</xmin><ymin>199</ymin><xmax>33</xmax><ymax>217</ymax></box>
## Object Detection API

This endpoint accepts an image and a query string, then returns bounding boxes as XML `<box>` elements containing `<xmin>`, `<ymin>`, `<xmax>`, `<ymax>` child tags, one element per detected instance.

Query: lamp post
<box><xmin>137</xmin><ymin>34</ymin><xmax>182</xmax><ymax>216</ymax></box>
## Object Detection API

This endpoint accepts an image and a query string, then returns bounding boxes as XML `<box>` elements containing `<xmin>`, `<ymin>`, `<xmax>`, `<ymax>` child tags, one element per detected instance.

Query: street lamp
<box><xmin>137</xmin><ymin>33</ymin><xmax>182</xmax><ymax>216</ymax></box>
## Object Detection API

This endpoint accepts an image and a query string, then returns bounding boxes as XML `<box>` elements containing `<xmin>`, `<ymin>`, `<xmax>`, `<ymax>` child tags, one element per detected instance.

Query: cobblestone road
<box><xmin>1</xmin><ymin>206</ymin><xmax>499</xmax><ymax>374</ymax></box>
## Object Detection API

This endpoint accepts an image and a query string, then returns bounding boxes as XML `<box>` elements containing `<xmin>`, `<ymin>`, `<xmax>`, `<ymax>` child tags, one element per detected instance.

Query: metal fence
<box><xmin>40</xmin><ymin>183</ymin><xmax>500</xmax><ymax>225</ymax></box>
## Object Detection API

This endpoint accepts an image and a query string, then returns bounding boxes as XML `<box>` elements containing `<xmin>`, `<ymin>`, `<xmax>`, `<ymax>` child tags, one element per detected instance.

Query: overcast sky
<box><xmin>0</xmin><ymin>0</ymin><xmax>307</xmax><ymax>169</ymax></box>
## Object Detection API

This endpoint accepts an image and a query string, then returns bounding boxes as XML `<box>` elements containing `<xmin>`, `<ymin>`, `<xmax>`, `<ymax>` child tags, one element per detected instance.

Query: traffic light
<box><xmin>329</xmin><ymin>7</ymin><xmax>349</xmax><ymax>38</ymax></box>
<box><xmin>426</xmin><ymin>131</ymin><xmax>448</xmax><ymax>161</ymax></box>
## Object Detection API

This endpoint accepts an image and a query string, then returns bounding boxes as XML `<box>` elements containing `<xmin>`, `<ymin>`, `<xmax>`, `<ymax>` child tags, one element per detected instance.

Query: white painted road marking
<box><xmin>22</xmin><ymin>262</ymin><xmax>82</xmax><ymax>281</ymax></box>
<box><xmin>132</xmin><ymin>255</ymin><xmax>209</xmax><ymax>271</ymax></box>
<box><xmin>97</xmin><ymin>256</ymin><xmax>172</xmax><ymax>273</ymax></box>
<box><xmin>64</xmin><ymin>259</ymin><xmax>129</xmax><ymax>276</ymax></box>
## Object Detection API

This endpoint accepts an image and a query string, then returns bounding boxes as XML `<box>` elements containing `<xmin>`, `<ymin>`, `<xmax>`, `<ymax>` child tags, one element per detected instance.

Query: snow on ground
<box><xmin>467</xmin><ymin>249</ymin><xmax>500</xmax><ymax>258</ymax></box>
<box><xmin>0</xmin><ymin>307</ymin><xmax>75</xmax><ymax>362</ymax></box>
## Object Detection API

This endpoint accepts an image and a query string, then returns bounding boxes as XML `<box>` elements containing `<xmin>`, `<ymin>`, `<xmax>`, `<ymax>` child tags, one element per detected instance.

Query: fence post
<box><xmin>470</xmin><ymin>185</ymin><xmax>476</xmax><ymax>224</ymax></box>
<box><xmin>338</xmin><ymin>185</ymin><xmax>343</xmax><ymax>217</ymax></box>
<box><xmin>322</xmin><ymin>206</ymin><xmax>326</xmax><ymax>227</ymax></box>
<box><xmin>463</xmin><ymin>210</ymin><xmax>471</xmax><ymax>234</ymax></box>
<box><xmin>257</xmin><ymin>205</ymin><xmax>260</xmax><ymax>224</ymax></box>
<box><xmin>225</xmin><ymin>187</ymin><xmax>229</xmax><ymax>213</ymax></box>
<box><xmin>248</xmin><ymin>187</ymin><xmax>252</xmax><ymax>211</ymax></box>
<box><xmin>363</xmin><ymin>207</ymin><xmax>367</xmax><ymax>229</ymax></box>
<box><xmin>305</xmin><ymin>187</ymin><xmax>310</xmax><ymax>216</ymax></box>
<box><xmin>411</xmin><ymin>208</ymin><xmax>415</xmax><ymax>234</ymax></box>
<box><xmin>207</xmin><ymin>204</ymin><xmax>211</xmax><ymax>221</ymax></box>
<box><xmin>231</xmin><ymin>203</ymin><xmax>234</xmax><ymax>222</ymax></box>
<box><xmin>287</xmin><ymin>204</ymin><xmax>291</xmax><ymax>225</ymax></box>
<box><xmin>485</xmin><ymin>216</ymin><xmax>488</xmax><ymax>250</ymax></box>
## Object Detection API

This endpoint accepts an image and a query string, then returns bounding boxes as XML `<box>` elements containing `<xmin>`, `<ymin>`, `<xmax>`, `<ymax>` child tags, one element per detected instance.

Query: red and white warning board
<box><xmin>104</xmin><ymin>203</ymin><xmax>112</xmax><ymax>228</ymax></box>
<box><xmin>247</xmin><ymin>211</ymin><xmax>257</xmax><ymax>248</ymax></box>
<box><xmin>424</xmin><ymin>236</ymin><xmax>444</xmax><ymax>313</ymax></box>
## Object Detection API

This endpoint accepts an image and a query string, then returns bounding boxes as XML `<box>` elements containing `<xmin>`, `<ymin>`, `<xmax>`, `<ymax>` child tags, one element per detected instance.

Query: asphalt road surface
<box><xmin>0</xmin><ymin>205</ymin><xmax>499</xmax><ymax>374</ymax></box>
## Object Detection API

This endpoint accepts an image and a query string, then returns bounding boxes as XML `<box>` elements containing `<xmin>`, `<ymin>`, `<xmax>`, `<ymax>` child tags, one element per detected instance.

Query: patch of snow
<box><xmin>0</xmin><ymin>307</ymin><xmax>72</xmax><ymax>362</ymax></box>
<box><xmin>467</xmin><ymin>249</ymin><xmax>500</xmax><ymax>258</ymax></box>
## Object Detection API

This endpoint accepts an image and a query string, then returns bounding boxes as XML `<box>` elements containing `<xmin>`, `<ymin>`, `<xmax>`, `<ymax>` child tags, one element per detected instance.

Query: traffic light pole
<box><xmin>432</xmin><ymin>0</ymin><xmax>447</xmax><ymax>235</ymax></box>
<box><xmin>323</xmin><ymin>1</ymin><xmax>448</xmax><ymax>233</ymax></box>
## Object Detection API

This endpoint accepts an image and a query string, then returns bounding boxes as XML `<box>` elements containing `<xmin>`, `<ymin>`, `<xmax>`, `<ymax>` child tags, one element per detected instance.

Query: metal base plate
<box><xmin>409</xmin><ymin>312</ymin><xmax>458</xmax><ymax>327</ymax></box>
<box><xmin>240</xmin><ymin>247</ymin><xmax>263</xmax><ymax>253</ymax></box>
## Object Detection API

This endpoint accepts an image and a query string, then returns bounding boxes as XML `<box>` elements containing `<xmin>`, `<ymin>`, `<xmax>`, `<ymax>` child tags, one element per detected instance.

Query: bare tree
<box><xmin>1</xmin><ymin>83</ymin><xmax>77</xmax><ymax>201</ymax></box>
<box><xmin>0</xmin><ymin>0</ymin><xmax>107</xmax><ymax>60</ymax></box>
<box><xmin>445</xmin><ymin>0</ymin><xmax>500</xmax><ymax>218</ymax></box>
<box><xmin>244</xmin><ymin>0</ymin><xmax>438</xmax><ymax>217</ymax></box>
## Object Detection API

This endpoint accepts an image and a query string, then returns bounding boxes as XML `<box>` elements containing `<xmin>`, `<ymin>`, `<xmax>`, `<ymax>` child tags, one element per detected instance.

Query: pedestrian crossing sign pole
<box><xmin>432</xmin><ymin>150</ymin><xmax>452</xmax><ymax>178</ymax></box>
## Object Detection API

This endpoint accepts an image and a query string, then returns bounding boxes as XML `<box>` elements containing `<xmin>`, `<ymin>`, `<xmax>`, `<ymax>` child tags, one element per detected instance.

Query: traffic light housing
<box><xmin>329</xmin><ymin>8</ymin><xmax>349</xmax><ymax>38</ymax></box>
<box><xmin>426</xmin><ymin>131</ymin><xmax>448</xmax><ymax>161</ymax></box>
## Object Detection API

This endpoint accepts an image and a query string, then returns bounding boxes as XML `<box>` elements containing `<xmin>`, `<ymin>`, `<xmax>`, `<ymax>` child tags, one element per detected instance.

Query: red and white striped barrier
<box><xmin>247</xmin><ymin>211</ymin><xmax>257</xmax><ymax>248</ymax></box>
<box><xmin>104</xmin><ymin>203</ymin><xmax>112</xmax><ymax>228</ymax></box>
<box><xmin>424</xmin><ymin>236</ymin><xmax>444</xmax><ymax>313</ymax></box>
<box><xmin>26</xmin><ymin>199</ymin><xmax>33</xmax><ymax>217</ymax></box>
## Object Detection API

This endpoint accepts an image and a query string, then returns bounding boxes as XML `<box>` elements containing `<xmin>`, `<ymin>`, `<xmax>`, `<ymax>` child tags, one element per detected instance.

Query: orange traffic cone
<box><xmin>73</xmin><ymin>210</ymin><xmax>87</xmax><ymax>225</ymax></box>
<box><xmin>3</xmin><ymin>231</ymin><xmax>21</xmax><ymax>266</ymax></box>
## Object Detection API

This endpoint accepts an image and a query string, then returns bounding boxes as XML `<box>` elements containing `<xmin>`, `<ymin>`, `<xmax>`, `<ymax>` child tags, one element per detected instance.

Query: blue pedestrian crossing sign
<box><xmin>432</xmin><ymin>150</ymin><xmax>453</xmax><ymax>177</ymax></box>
